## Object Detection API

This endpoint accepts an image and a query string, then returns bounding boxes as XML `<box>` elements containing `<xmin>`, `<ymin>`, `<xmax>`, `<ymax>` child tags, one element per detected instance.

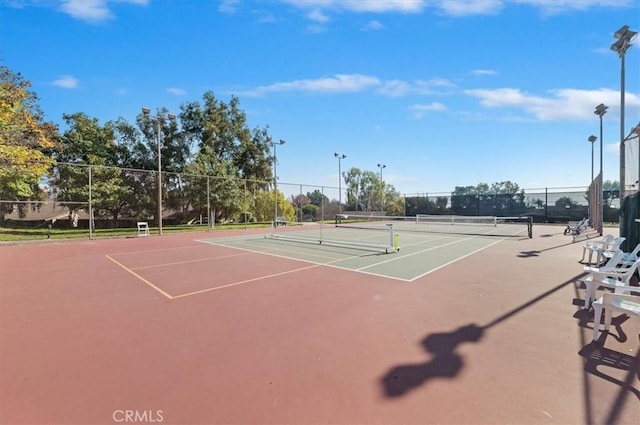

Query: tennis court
<box><xmin>1</xmin><ymin>223</ymin><xmax>638</xmax><ymax>425</ymax></box>
<box><xmin>196</xmin><ymin>215</ymin><xmax>533</xmax><ymax>282</ymax></box>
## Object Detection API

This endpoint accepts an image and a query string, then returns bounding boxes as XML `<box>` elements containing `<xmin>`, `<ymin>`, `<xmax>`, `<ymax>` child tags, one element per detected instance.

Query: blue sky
<box><xmin>1</xmin><ymin>0</ymin><xmax>639</xmax><ymax>196</ymax></box>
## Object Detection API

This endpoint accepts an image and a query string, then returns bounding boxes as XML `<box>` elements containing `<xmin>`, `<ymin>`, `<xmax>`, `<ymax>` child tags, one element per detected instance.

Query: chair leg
<box><xmin>592</xmin><ymin>301</ymin><xmax>603</xmax><ymax>341</ymax></box>
<box><xmin>584</xmin><ymin>280</ymin><xmax>594</xmax><ymax>309</ymax></box>
<box><xmin>603</xmin><ymin>309</ymin><xmax>613</xmax><ymax>332</ymax></box>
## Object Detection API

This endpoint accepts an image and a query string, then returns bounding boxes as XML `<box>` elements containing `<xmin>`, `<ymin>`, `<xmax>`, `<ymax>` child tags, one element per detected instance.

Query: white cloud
<box><xmin>240</xmin><ymin>74</ymin><xmax>381</xmax><ymax>96</ymax></box>
<box><xmin>52</xmin><ymin>75</ymin><xmax>79</xmax><ymax>89</ymax></box>
<box><xmin>239</xmin><ymin>75</ymin><xmax>460</xmax><ymax>97</ymax></box>
<box><xmin>278</xmin><ymin>0</ymin><xmax>425</xmax><ymax>13</ymax></box>
<box><xmin>219</xmin><ymin>0</ymin><xmax>239</xmax><ymax>14</ymax></box>
<box><xmin>378</xmin><ymin>80</ymin><xmax>412</xmax><ymax>97</ymax></box>
<box><xmin>412</xmin><ymin>78</ymin><xmax>458</xmax><ymax>95</ymax></box>
<box><xmin>470</xmin><ymin>69</ymin><xmax>498</xmax><ymax>76</ymax></box>
<box><xmin>465</xmin><ymin>87</ymin><xmax>640</xmax><ymax>121</ymax></box>
<box><xmin>307</xmin><ymin>9</ymin><xmax>330</xmax><ymax>23</ymax></box>
<box><xmin>361</xmin><ymin>20</ymin><xmax>385</xmax><ymax>31</ymax></box>
<box><xmin>428</xmin><ymin>0</ymin><xmax>504</xmax><ymax>16</ymax></box>
<box><xmin>167</xmin><ymin>87</ymin><xmax>187</xmax><ymax>96</ymax></box>
<box><xmin>278</xmin><ymin>0</ymin><xmax>634</xmax><ymax>18</ymax></box>
<box><xmin>60</xmin><ymin>0</ymin><xmax>148</xmax><ymax>23</ymax></box>
<box><xmin>410</xmin><ymin>102</ymin><xmax>448</xmax><ymax>118</ymax></box>
<box><xmin>512</xmin><ymin>0</ymin><xmax>634</xmax><ymax>15</ymax></box>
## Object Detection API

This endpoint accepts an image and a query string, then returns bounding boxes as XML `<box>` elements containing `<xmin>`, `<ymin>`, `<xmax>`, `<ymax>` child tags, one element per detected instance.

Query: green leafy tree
<box><xmin>306</xmin><ymin>189</ymin><xmax>329</xmax><ymax>207</ymax></box>
<box><xmin>251</xmin><ymin>189</ymin><xmax>295</xmax><ymax>223</ymax></box>
<box><xmin>0</xmin><ymin>66</ymin><xmax>58</xmax><ymax>222</ymax></box>
<box><xmin>603</xmin><ymin>180</ymin><xmax>620</xmax><ymax>207</ymax></box>
<box><xmin>555</xmin><ymin>196</ymin><xmax>578</xmax><ymax>209</ymax></box>
<box><xmin>179</xmin><ymin>92</ymin><xmax>272</xmax><ymax>222</ymax></box>
<box><xmin>53</xmin><ymin>113</ymin><xmax>132</xmax><ymax>226</ymax></box>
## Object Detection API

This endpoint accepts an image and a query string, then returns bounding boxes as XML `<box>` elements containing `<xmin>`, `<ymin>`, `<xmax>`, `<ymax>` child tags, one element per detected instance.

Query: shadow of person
<box><xmin>381</xmin><ymin>324</ymin><xmax>484</xmax><ymax>397</ymax></box>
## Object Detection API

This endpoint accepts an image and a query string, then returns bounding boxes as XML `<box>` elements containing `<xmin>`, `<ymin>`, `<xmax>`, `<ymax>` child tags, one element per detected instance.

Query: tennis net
<box><xmin>335</xmin><ymin>214</ymin><xmax>532</xmax><ymax>238</ymax></box>
<box><xmin>265</xmin><ymin>221</ymin><xmax>399</xmax><ymax>253</ymax></box>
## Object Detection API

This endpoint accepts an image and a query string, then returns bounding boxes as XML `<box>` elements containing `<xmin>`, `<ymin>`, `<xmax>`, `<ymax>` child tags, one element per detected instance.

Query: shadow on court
<box><xmin>380</xmin><ymin>274</ymin><xmax>586</xmax><ymax>397</ymax></box>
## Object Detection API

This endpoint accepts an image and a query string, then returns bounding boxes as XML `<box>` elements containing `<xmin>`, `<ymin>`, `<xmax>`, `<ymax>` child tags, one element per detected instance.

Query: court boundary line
<box><xmin>106</xmin><ymin>249</ymin><xmax>329</xmax><ymax>300</ymax></box>
<box><xmin>106</xmin><ymin>254</ymin><xmax>174</xmax><ymax>299</ymax></box>
<box><xmin>357</xmin><ymin>233</ymin><xmax>505</xmax><ymax>271</ymax></box>
<box><xmin>170</xmin><ymin>264</ymin><xmax>322</xmax><ymax>299</ymax></box>
<box><xmin>197</xmin><ymin>238</ymin><xmax>411</xmax><ymax>282</ymax></box>
<box><xmin>130</xmin><ymin>251</ymin><xmax>254</xmax><ymax>271</ymax></box>
<box><xmin>407</xmin><ymin>238</ymin><xmax>505</xmax><ymax>282</ymax></box>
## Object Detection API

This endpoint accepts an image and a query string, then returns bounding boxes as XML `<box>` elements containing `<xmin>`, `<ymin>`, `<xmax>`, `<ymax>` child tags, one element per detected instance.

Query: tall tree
<box><xmin>179</xmin><ymin>92</ymin><xmax>272</xmax><ymax>221</ymax></box>
<box><xmin>53</xmin><ymin>113</ymin><xmax>133</xmax><ymax>226</ymax></box>
<box><xmin>0</xmin><ymin>66</ymin><xmax>58</xmax><ymax>222</ymax></box>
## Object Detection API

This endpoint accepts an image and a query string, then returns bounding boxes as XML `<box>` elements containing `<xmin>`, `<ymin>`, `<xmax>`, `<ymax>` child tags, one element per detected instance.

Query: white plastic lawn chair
<box><xmin>616</xmin><ymin>243</ymin><xmax>640</xmax><ymax>267</ymax></box>
<box><xmin>580</xmin><ymin>235</ymin><xmax>614</xmax><ymax>264</ymax></box>
<box><xmin>581</xmin><ymin>255</ymin><xmax>640</xmax><ymax>309</ymax></box>
<box><xmin>584</xmin><ymin>236</ymin><xmax>625</xmax><ymax>266</ymax></box>
<box><xmin>592</xmin><ymin>291</ymin><xmax>640</xmax><ymax>341</ymax></box>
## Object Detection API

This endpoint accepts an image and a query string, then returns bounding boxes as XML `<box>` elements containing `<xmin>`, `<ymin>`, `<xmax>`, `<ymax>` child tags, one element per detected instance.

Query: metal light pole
<box><xmin>595</xmin><ymin>103</ymin><xmax>608</xmax><ymax>236</ymax></box>
<box><xmin>377</xmin><ymin>163</ymin><xmax>386</xmax><ymax>212</ymax></box>
<box><xmin>611</xmin><ymin>25</ymin><xmax>637</xmax><ymax>200</ymax></box>
<box><xmin>142</xmin><ymin>107</ymin><xmax>176</xmax><ymax>236</ymax></box>
<box><xmin>334</xmin><ymin>153</ymin><xmax>346</xmax><ymax>213</ymax></box>
<box><xmin>377</xmin><ymin>163</ymin><xmax>386</xmax><ymax>182</ymax></box>
<box><xmin>588</xmin><ymin>135</ymin><xmax>597</xmax><ymax>227</ymax></box>
<box><xmin>272</xmin><ymin>139</ymin><xmax>285</xmax><ymax>227</ymax></box>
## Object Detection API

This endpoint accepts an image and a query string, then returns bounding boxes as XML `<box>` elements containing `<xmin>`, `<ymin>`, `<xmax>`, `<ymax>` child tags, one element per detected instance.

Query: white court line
<box><xmin>356</xmin><ymin>234</ymin><xmax>497</xmax><ymax>271</ymax></box>
<box><xmin>407</xmin><ymin>238</ymin><xmax>505</xmax><ymax>282</ymax></box>
<box><xmin>197</xmin><ymin>237</ymin><xmax>411</xmax><ymax>282</ymax></box>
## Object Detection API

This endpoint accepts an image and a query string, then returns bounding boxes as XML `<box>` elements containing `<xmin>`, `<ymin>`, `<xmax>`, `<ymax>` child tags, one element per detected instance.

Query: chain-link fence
<box><xmin>1</xmin><ymin>163</ymin><xmax>623</xmax><ymax>239</ymax></box>
<box><xmin>403</xmin><ymin>187</ymin><xmax>620</xmax><ymax>224</ymax></box>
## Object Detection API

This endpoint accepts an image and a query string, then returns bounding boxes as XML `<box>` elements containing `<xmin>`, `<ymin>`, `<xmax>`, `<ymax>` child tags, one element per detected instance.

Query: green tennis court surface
<box><xmin>197</xmin><ymin>219</ymin><xmax>532</xmax><ymax>281</ymax></box>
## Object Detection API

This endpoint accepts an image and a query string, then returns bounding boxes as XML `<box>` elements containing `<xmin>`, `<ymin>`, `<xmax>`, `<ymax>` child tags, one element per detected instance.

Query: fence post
<box><xmin>88</xmin><ymin>165</ymin><xmax>93</xmax><ymax>239</ymax></box>
<box><xmin>545</xmin><ymin>188</ymin><xmax>548</xmax><ymax>223</ymax></box>
<box><xmin>207</xmin><ymin>176</ymin><xmax>211</xmax><ymax>230</ymax></box>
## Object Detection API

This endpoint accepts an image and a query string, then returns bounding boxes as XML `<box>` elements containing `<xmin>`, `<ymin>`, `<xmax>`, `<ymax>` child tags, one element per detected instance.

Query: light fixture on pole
<box><xmin>334</xmin><ymin>153</ymin><xmax>346</xmax><ymax>213</ymax></box>
<box><xmin>142</xmin><ymin>107</ymin><xmax>176</xmax><ymax>236</ymax></box>
<box><xmin>588</xmin><ymin>135</ymin><xmax>598</xmax><ymax>227</ymax></box>
<box><xmin>611</xmin><ymin>25</ymin><xmax>637</xmax><ymax>201</ymax></box>
<box><xmin>594</xmin><ymin>103</ymin><xmax>608</xmax><ymax>236</ymax></box>
<box><xmin>377</xmin><ymin>163</ymin><xmax>386</xmax><ymax>181</ymax></box>
<box><xmin>272</xmin><ymin>139</ymin><xmax>285</xmax><ymax>227</ymax></box>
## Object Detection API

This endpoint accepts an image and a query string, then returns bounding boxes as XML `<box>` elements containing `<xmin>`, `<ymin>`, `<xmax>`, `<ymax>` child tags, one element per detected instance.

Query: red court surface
<box><xmin>1</xmin><ymin>225</ymin><xmax>638</xmax><ymax>425</ymax></box>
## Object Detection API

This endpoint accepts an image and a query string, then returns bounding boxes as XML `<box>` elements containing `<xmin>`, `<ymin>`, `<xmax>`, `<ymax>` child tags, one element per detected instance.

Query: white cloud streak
<box><xmin>277</xmin><ymin>0</ymin><xmax>635</xmax><ymax>17</ymax></box>
<box><xmin>410</xmin><ymin>102</ymin><xmax>448</xmax><ymax>118</ymax></box>
<box><xmin>470</xmin><ymin>69</ymin><xmax>498</xmax><ymax>76</ymax></box>
<box><xmin>166</xmin><ymin>87</ymin><xmax>187</xmax><ymax>96</ymax></box>
<box><xmin>278</xmin><ymin>0</ymin><xmax>425</xmax><ymax>13</ymax></box>
<box><xmin>52</xmin><ymin>75</ymin><xmax>79</xmax><ymax>89</ymax></box>
<box><xmin>465</xmin><ymin>87</ymin><xmax>640</xmax><ymax>121</ymax></box>
<box><xmin>238</xmin><ymin>74</ymin><xmax>459</xmax><ymax>97</ymax></box>
<box><xmin>219</xmin><ymin>0</ymin><xmax>239</xmax><ymax>14</ymax></box>
<box><xmin>361</xmin><ymin>20</ymin><xmax>385</xmax><ymax>31</ymax></box>
<box><xmin>60</xmin><ymin>0</ymin><xmax>148</xmax><ymax>22</ymax></box>
<box><xmin>241</xmin><ymin>74</ymin><xmax>381</xmax><ymax>96</ymax></box>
